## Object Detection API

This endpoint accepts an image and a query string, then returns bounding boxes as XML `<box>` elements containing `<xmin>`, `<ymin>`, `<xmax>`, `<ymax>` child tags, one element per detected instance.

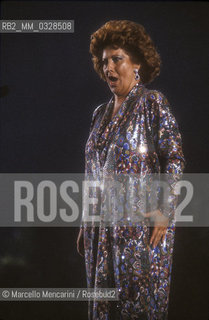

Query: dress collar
<box><xmin>106</xmin><ymin>82</ymin><xmax>144</xmax><ymax>122</ymax></box>
<box><xmin>96</xmin><ymin>82</ymin><xmax>145</xmax><ymax>151</ymax></box>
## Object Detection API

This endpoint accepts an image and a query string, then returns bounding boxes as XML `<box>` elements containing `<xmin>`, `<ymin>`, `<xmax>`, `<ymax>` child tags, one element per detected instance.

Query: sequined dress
<box><xmin>83</xmin><ymin>83</ymin><xmax>185</xmax><ymax>320</ymax></box>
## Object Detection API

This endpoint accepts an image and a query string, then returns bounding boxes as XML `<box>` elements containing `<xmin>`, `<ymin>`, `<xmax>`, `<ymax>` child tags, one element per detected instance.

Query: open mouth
<box><xmin>107</xmin><ymin>75</ymin><xmax>118</xmax><ymax>86</ymax></box>
<box><xmin>108</xmin><ymin>76</ymin><xmax>118</xmax><ymax>82</ymax></box>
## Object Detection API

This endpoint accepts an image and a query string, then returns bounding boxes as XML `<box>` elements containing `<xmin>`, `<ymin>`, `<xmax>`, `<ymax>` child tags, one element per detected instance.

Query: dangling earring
<box><xmin>134</xmin><ymin>69</ymin><xmax>140</xmax><ymax>81</ymax></box>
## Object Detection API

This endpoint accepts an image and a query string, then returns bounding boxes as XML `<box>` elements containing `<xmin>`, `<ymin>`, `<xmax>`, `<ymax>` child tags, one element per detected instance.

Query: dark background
<box><xmin>0</xmin><ymin>1</ymin><xmax>209</xmax><ymax>319</ymax></box>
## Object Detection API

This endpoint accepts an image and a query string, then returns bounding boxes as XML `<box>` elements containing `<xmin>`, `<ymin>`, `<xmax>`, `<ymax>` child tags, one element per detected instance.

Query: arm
<box><xmin>144</xmin><ymin>91</ymin><xmax>186</xmax><ymax>246</ymax></box>
<box><xmin>152</xmin><ymin>91</ymin><xmax>185</xmax><ymax>177</ymax></box>
<box><xmin>153</xmin><ymin>91</ymin><xmax>185</xmax><ymax>219</ymax></box>
<box><xmin>77</xmin><ymin>103</ymin><xmax>106</xmax><ymax>256</ymax></box>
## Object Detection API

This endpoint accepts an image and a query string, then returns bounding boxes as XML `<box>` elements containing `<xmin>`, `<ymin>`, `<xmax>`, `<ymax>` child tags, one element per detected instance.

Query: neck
<box><xmin>114</xmin><ymin>82</ymin><xmax>139</xmax><ymax>109</ymax></box>
<box><xmin>112</xmin><ymin>94</ymin><xmax>129</xmax><ymax>119</ymax></box>
<box><xmin>114</xmin><ymin>95</ymin><xmax>126</xmax><ymax>108</ymax></box>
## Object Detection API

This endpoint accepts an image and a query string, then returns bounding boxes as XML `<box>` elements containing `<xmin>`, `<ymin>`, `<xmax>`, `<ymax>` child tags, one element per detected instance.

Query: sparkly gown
<box><xmin>83</xmin><ymin>83</ymin><xmax>185</xmax><ymax>320</ymax></box>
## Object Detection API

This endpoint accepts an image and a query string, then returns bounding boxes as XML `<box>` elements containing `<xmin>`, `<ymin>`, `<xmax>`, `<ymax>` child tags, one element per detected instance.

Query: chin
<box><xmin>109</xmin><ymin>86</ymin><xmax>117</xmax><ymax>93</ymax></box>
<box><xmin>110</xmin><ymin>86</ymin><xmax>120</xmax><ymax>94</ymax></box>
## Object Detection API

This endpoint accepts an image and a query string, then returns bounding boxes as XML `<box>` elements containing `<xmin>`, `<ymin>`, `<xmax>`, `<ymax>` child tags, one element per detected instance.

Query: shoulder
<box><xmin>92</xmin><ymin>102</ymin><xmax>107</xmax><ymax>119</ymax></box>
<box><xmin>89</xmin><ymin>102</ymin><xmax>107</xmax><ymax>131</ymax></box>
<box><xmin>142</xmin><ymin>88</ymin><xmax>169</xmax><ymax>106</ymax></box>
<box><xmin>139</xmin><ymin>88</ymin><xmax>172</xmax><ymax>115</ymax></box>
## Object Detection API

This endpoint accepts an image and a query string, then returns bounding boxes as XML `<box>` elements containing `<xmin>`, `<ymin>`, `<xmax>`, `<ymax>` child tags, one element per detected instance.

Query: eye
<box><xmin>112</xmin><ymin>56</ymin><xmax>122</xmax><ymax>63</ymax></box>
<box><xmin>102</xmin><ymin>58</ymin><xmax>108</xmax><ymax>66</ymax></box>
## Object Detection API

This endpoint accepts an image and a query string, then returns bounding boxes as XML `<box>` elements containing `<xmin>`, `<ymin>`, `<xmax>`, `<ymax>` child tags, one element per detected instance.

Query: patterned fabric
<box><xmin>83</xmin><ymin>83</ymin><xmax>185</xmax><ymax>320</ymax></box>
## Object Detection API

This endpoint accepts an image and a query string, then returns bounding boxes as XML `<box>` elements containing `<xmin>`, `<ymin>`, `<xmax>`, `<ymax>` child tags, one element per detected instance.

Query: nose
<box><xmin>104</xmin><ymin>59</ymin><xmax>114</xmax><ymax>74</ymax></box>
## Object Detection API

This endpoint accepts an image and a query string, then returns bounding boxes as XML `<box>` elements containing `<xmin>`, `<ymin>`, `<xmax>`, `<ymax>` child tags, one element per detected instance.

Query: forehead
<box><xmin>102</xmin><ymin>46</ymin><xmax>129</xmax><ymax>59</ymax></box>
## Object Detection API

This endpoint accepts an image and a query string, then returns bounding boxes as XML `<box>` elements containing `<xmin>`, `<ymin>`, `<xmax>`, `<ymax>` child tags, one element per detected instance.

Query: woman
<box><xmin>77</xmin><ymin>20</ymin><xmax>185</xmax><ymax>320</ymax></box>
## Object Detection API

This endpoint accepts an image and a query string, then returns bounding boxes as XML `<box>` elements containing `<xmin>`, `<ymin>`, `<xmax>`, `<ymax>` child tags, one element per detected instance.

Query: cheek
<box><xmin>121</xmin><ymin>71</ymin><xmax>133</xmax><ymax>85</ymax></box>
<box><xmin>120</xmin><ymin>66</ymin><xmax>132</xmax><ymax>78</ymax></box>
<box><xmin>123</xmin><ymin>64</ymin><xmax>134</xmax><ymax>75</ymax></box>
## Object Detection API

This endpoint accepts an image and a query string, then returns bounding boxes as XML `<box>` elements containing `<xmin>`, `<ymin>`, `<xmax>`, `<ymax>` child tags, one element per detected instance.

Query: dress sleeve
<box><xmin>81</xmin><ymin>103</ymin><xmax>106</xmax><ymax>229</ymax></box>
<box><xmin>148</xmin><ymin>91</ymin><xmax>186</xmax><ymax>222</ymax></box>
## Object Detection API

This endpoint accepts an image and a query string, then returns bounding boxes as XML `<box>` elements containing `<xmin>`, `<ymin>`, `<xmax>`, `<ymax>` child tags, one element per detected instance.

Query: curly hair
<box><xmin>90</xmin><ymin>20</ymin><xmax>161</xmax><ymax>84</ymax></box>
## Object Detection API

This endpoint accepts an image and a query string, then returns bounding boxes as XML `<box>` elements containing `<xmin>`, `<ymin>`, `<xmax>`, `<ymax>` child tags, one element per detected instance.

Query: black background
<box><xmin>0</xmin><ymin>1</ymin><xmax>209</xmax><ymax>319</ymax></box>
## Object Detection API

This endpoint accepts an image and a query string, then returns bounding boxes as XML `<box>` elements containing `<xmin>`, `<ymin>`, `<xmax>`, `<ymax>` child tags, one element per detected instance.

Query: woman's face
<box><xmin>102</xmin><ymin>46</ymin><xmax>140</xmax><ymax>98</ymax></box>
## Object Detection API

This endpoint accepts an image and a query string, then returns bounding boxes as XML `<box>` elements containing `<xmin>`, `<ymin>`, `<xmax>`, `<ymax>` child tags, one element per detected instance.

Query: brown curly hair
<box><xmin>90</xmin><ymin>20</ymin><xmax>161</xmax><ymax>84</ymax></box>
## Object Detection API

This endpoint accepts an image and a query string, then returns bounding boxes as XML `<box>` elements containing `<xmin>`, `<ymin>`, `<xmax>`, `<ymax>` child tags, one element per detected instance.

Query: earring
<box><xmin>134</xmin><ymin>69</ymin><xmax>140</xmax><ymax>81</ymax></box>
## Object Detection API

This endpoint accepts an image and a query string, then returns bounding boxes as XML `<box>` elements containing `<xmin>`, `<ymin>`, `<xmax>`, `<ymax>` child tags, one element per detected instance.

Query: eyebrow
<box><xmin>102</xmin><ymin>54</ymin><xmax>124</xmax><ymax>61</ymax></box>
